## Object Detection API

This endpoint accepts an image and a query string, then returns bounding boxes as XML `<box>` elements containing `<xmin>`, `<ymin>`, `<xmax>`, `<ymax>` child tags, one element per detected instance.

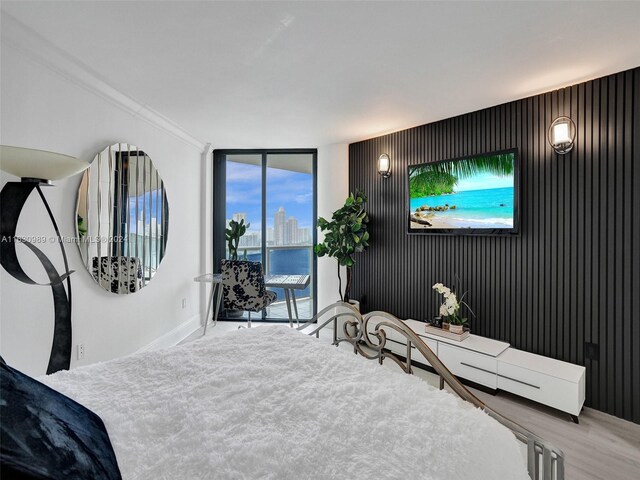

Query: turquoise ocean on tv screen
<box><xmin>410</xmin><ymin>186</ymin><xmax>514</xmax><ymax>227</ymax></box>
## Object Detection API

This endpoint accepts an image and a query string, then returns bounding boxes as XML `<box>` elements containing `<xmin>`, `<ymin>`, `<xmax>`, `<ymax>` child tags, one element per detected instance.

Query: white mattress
<box><xmin>41</xmin><ymin>326</ymin><xmax>529</xmax><ymax>479</ymax></box>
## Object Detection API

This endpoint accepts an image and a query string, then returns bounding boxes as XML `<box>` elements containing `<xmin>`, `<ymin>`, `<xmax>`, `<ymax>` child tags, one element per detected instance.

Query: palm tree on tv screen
<box><xmin>409</xmin><ymin>153</ymin><xmax>514</xmax><ymax>198</ymax></box>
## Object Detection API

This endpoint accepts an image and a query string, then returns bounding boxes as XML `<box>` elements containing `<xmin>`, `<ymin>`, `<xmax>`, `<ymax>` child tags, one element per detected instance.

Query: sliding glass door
<box><xmin>223</xmin><ymin>154</ymin><xmax>263</xmax><ymax>264</ymax></box>
<box><xmin>213</xmin><ymin>149</ymin><xmax>317</xmax><ymax>322</ymax></box>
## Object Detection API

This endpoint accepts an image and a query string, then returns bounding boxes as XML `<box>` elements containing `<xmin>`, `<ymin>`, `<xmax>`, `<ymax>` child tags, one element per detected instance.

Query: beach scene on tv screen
<box><xmin>409</xmin><ymin>152</ymin><xmax>515</xmax><ymax>230</ymax></box>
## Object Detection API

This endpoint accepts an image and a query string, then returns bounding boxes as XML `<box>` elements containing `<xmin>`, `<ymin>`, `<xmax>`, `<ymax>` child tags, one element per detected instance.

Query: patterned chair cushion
<box><xmin>92</xmin><ymin>256</ymin><xmax>143</xmax><ymax>294</ymax></box>
<box><xmin>222</xmin><ymin>260</ymin><xmax>277</xmax><ymax>312</ymax></box>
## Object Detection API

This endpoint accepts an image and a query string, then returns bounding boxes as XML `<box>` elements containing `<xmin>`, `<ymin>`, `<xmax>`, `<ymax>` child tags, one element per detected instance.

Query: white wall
<box><xmin>0</xmin><ymin>16</ymin><xmax>350</xmax><ymax>376</ymax></box>
<box><xmin>316</xmin><ymin>143</ymin><xmax>349</xmax><ymax>312</ymax></box>
<box><xmin>0</xmin><ymin>42</ymin><xmax>204</xmax><ymax>375</ymax></box>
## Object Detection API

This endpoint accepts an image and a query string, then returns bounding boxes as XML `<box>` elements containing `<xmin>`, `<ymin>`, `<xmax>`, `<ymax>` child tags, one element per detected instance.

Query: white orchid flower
<box><xmin>434</xmin><ymin>281</ymin><xmax>473</xmax><ymax>321</ymax></box>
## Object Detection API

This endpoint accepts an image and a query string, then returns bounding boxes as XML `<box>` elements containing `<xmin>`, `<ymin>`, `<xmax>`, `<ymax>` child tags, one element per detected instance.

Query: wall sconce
<box><xmin>0</xmin><ymin>145</ymin><xmax>89</xmax><ymax>373</ymax></box>
<box><xmin>548</xmin><ymin>116</ymin><xmax>576</xmax><ymax>154</ymax></box>
<box><xmin>378</xmin><ymin>153</ymin><xmax>391</xmax><ymax>178</ymax></box>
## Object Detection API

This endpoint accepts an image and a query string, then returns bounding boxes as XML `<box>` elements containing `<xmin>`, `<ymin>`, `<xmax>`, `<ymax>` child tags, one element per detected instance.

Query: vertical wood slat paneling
<box><xmin>632</xmin><ymin>69</ymin><xmax>640</xmax><ymax>423</ymax></box>
<box><xmin>348</xmin><ymin>67</ymin><xmax>640</xmax><ymax>424</ymax></box>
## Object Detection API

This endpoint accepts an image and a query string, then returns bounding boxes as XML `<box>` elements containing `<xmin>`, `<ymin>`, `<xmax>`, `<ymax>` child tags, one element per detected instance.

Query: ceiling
<box><xmin>2</xmin><ymin>1</ymin><xmax>640</xmax><ymax>149</ymax></box>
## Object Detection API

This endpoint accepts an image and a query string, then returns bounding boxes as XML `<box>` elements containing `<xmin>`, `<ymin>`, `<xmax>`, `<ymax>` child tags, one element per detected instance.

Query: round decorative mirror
<box><xmin>76</xmin><ymin>143</ymin><xmax>169</xmax><ymax>294</ymax></box>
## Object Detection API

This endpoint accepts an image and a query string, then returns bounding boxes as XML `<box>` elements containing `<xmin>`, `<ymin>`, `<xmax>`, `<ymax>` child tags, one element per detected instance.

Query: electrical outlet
<box><xmin>77</xmin><ymin>344</ymin><xmax>85</xmax><ymax>360</ymax></box>
<box><xmin>181</xmin><ymin>298</ymin><xmax>187</xmax><ymax>309</ymax></box>
<box><xmin>585</xmin><ymin>342</ymin><xmax>599</xmax><ymax>361</ymax></box>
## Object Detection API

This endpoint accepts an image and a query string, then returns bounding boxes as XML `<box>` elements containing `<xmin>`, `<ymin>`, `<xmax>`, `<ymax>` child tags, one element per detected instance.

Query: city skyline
<box><xmin>227</xmin><ymin>205</ymin><xmax>311</xmax><ymax>247</ymax></box>
<box><xmin>225</xmin><ymin>161</ymin><xmax>313</xmax><ymax>248</ymax></box>
<box><xmin>225</xmin><ymin>162</ymin><xmax>313</xmax><ymax>231</ymax></box>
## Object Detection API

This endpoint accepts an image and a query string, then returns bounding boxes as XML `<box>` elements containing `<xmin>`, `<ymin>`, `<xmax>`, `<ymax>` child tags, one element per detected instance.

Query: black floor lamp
<box><xmin>0</xmin><ymin>145</ymin><xmax>88</xmax><ymax>374</ymax></box>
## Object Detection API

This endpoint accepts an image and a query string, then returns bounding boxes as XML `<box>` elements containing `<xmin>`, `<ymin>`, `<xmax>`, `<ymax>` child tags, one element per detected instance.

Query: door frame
<box><xmin>212</xmin><ymin>148</ymin><xmax>318</xmax><ymax>322</ymax></box>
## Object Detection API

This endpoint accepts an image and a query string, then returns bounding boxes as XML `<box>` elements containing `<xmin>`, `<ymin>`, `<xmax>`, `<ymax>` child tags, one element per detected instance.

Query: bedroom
<box><xmin>0</xmin><ymin>1</ymin><xmax>639</xmax><ymax>479</ymax></box>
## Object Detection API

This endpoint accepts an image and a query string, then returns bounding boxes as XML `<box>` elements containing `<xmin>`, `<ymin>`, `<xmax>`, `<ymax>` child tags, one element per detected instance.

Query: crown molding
<box><xmin>1</xmin><ymin>12</ymin><xmax>206</xmax><ymax>151</ymax></box>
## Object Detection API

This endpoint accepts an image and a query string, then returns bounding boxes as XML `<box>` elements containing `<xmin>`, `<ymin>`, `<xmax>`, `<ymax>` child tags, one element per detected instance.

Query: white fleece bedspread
<box><xmin>41</xmin><ymin>326</ymin><xmax>529</xmax><ymax>480</ymax></box>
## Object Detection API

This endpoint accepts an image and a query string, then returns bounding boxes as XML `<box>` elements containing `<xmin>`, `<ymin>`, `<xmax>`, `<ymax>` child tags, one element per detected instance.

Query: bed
<box><xmin>11</xmin><ymin>303</ymin><xmax>562</xmax><ymax>479</ymax></box>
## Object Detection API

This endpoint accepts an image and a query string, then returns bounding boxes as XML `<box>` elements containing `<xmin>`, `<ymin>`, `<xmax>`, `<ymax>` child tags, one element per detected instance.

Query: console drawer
<box><xmin>497</xmin><ymin>361</ymin><xmax>583</xmax><ymax>415</ymax></box>
<box><xmin>438</xmin><ymin>343</ymin><xmax>497</xmax><ymax>389</ymax></box>
<box><xmin>408</xmin><ymin>336</ymin><xmax>438</xmax><ymax>367</ymax></box>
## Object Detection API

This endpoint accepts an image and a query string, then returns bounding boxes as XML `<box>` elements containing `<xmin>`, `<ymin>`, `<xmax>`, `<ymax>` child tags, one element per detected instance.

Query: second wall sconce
<box><xmin>378</xmin><ymin>153</ymin><xmax>391</xmax><ymax>178</ymax></box>
<box><xmin>548</xmin><ymin>116</ymin><xmax>576</xmax><ymax>154</ymax></box>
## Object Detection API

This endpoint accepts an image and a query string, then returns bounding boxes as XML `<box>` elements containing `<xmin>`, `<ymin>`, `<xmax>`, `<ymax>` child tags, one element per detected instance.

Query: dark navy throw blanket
<box><xmin>0</xmin><ymin>356</ymin><xmax>122</xmax><ymax>480</ymax></box>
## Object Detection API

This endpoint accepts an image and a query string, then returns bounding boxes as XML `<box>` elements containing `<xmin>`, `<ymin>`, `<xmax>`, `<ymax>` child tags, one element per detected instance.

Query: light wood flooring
<box><xmin>182</xmin><ymin>322</ymin><xmax>640</xmax><ymax>480</ymax></box>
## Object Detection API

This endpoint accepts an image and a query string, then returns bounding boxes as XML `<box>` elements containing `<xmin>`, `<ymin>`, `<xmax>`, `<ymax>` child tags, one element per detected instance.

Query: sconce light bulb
<box><xmin>378</xmin><ymin>154</ymin><xmax>391</xmax><ymax>178</ymax></box>
<box><xmin>548</xmin><ymin>116</ymin><xmax>576</xmax><ymax>155</ymax></box>
<box><xmin>553</xmin><ymin>122</ymin><xmax>571</xmax><ymax>146</ymax></box>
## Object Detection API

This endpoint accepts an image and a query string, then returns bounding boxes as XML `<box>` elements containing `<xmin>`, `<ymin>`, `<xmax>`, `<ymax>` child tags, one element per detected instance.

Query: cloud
<box><xmin>226</xmin><ymin>186</ymin><xmax>262</xmax><ymax>204</ymax></box>
<box><xmin>294</xmin><ymin>192</ymin><xmax>312</xmax><ymax>203</ymax></box>
<box><xmin>226</xmin><ymin>166</ymin><xmax>314</xmax><ymax>230</ymax></box>
<box><xmin>227</xmin><ymin>163</ymin><xmax>262</xmax><ymax>183</ymax></box>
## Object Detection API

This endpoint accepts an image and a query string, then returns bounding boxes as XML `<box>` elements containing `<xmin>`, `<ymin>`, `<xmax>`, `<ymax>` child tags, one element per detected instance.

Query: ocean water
<box><xmin>410</xmin><ymin>187</ymin><xmax>514</xmax><ymax>227</ymax></box>
<box><xmin>246</xmin><ymin>248</ymin><xmax>311</xmax><ymax>300</ymax></box>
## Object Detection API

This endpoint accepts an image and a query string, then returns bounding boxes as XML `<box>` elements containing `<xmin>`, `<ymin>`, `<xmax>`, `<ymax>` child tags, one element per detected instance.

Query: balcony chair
<box><xmin>221</xmin><ymin>260</ymin><xmax>276</xmax><ymax>328</ymax></box>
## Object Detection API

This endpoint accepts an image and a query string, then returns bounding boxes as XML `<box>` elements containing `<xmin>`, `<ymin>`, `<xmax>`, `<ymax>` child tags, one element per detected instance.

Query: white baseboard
<box><xmin>136</xmin><ymin>314</ymin><xmax>202</xmax><ymax>353</ymax></box>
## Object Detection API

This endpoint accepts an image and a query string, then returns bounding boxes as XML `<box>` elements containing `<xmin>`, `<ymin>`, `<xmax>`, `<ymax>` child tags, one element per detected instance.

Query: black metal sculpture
<box><xmin>0</xmin><ymin>181</ymin><xmax>73</xmax><ymax>374</ymax></box>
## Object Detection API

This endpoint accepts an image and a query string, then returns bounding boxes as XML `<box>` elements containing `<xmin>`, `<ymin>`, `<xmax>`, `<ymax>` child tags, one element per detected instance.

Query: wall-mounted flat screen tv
<box><xmin>407</xmin><ymin>149</ymin><xmax>519</xmax><ymax>235</ymax></box>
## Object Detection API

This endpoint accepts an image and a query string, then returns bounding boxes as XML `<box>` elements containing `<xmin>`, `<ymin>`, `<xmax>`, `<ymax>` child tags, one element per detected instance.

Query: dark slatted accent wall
<box><xmin>348</xmin><ymin>67</ymin><xmax>640</xmax><ymax>423</ymax></box>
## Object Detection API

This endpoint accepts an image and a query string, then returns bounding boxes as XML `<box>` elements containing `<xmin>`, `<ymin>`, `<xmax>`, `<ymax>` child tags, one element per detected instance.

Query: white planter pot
<box><xmin>449</xmin><ymin>324</ymin><xmax>464</xmax><ymax>334</ymax></box>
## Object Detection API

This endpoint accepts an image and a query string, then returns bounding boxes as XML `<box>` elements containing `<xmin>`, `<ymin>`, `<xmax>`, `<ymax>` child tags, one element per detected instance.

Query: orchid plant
<box><xmin>432</xmin><ymin>282</ymin><xmax>475</xmax><ymax>326</ymax></box>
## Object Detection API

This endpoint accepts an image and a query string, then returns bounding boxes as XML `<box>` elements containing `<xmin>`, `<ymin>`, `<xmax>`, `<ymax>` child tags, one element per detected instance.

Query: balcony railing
<box><xmin>224</xmin><ymin>244</ymin><xmax>314</xmax><ymax>321</ymax></box>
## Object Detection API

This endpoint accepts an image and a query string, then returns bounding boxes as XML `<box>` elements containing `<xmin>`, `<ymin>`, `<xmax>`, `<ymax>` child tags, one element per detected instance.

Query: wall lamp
<box><xmin>378</xmin><ymin>153</ymin><xmax>391</xmax><ymax>178</ymax></box>
<box><xmin>548</xmin><ymin>116</ymin><xmax>576</xmax><ymax>154</ymax></box>
<box><xmin>0</xmin><ymin>145</ymin><xmax>89</xmax><ymax>373</ymax></box>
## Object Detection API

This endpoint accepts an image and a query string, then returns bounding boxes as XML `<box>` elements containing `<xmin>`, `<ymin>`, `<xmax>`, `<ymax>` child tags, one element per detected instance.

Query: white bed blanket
<box><xmin>41</xmin><ymin>326</ymin><xmax>529</xmax><ymax>480</ymax></box>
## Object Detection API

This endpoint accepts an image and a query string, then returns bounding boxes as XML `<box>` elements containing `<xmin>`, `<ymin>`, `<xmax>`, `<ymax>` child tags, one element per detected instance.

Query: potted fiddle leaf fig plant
<box><xmin>315</xmin><ymin>189</ymin><xmax>369</xmax><ymax>307</ymax></box>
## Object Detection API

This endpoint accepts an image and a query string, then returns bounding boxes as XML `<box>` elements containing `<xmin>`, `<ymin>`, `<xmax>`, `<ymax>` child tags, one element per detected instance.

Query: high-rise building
<box><xmin>229</xmin><ymin>212</ymin><xmax>258</xmax><ymax>248</ymax></box>
<box><xmin>238</xmin><ymin>231</ymin><xmax>260</xmax><ymax>247</ymax></box>
<box><xmin>271</xmin><ymin>207</ymin><xmax>312</xmax><ymax>245</ymax></box>
<box><xmin>136</xmin><ymin>217</ymin><xmax>162</xmax><ymax>237</ymax></box>
<box><xmin>274</xmin><ymin>206</ymin><xmax>286</xmax><ymax>245</ymax></box>
<box><xmin>232</xmin><ymin>212</ymin><xmax>246</xmax><ymax>224</ymax></box>
<box><xmin>286</xmin><ymin>216</ymin><xmax>298</xmax><ymax>245</ymax></box>
<box><xmin>298</xmin><ymin>227</ymin><xmax>311</xmax><ymax>244</ymax></box>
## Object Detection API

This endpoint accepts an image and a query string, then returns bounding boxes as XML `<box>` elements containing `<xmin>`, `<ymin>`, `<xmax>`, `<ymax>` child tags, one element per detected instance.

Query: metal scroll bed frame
<box><xmin>297</xmin><ymin>302</ymin><xmax>565</xmax><ymax>480</ymax></box>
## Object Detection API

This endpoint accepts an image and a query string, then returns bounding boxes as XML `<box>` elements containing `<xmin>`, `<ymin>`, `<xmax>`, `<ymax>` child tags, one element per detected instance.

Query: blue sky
<box><xmin>455</xmin><ymin>172</ymin><xmax>514</xmax><ymax>192</ymax></box>
<box><xmin>128</xmin><ymin>191</ymin><xmax>164</xmax><ymax>228</ymax></box>
<box><xmin>226</xmin><ymin>162</ymin><xmax>313</xmax><ymax>232</ymax></box>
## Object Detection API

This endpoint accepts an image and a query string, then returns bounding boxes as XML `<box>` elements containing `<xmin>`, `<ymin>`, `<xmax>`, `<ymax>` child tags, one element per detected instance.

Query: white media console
<box><xmin>366</xmin><ymin>317</ymin><xmax>586</xmax><ymax>423</ymax></box>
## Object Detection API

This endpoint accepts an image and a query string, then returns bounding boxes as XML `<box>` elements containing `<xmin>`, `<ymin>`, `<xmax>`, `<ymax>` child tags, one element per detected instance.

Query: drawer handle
<box><xmin>497</xmin><ymin>373</ymin><xmax>540</xmax><ymax>390</ymax></box>
<box><xmin>460</xmin><ymin>362</ymin><xmax>540</xmax><ymax>389</ymax></box>
<box><xmin>460</xmin><ymin>361</ymin><xmax>496</xmax><ymax>375</ymax></box>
